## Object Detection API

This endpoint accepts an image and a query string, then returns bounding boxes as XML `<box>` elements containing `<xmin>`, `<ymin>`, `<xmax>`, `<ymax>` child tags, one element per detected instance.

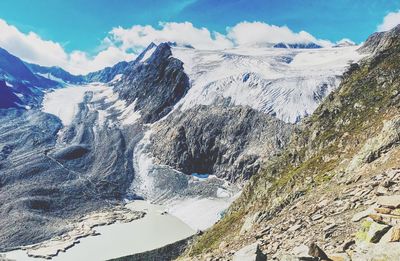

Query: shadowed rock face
<box><xmin>149</xmin><ymin>105</ymin><xmax>293</xmax><ymax>182</ymax></box>
<box><xmin>113</xmin><ymin>43</ymin><xmax>190</xmax><ymax>123</ymax></box>
<box><xmin>0</xmin><ymin>80</ymin><xmax>22</xmax><ymax>108</ymax></box>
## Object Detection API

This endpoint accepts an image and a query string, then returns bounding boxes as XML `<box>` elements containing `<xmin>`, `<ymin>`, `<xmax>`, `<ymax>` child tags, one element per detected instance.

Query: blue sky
<box><xmin>1</xmin><ymin>0</ymin><xmax>400</xmax><ymax>52</ymax></box>
<box><xmin>0</xmin><ymin>0</ymin><xmax>399</xmax><ymax>74</ymax></box>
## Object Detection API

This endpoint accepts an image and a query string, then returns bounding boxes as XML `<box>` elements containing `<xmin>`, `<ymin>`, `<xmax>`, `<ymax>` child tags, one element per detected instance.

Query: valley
<box><xmin>1</xmin><ymin>24</ymin><xmax>395</xmax><ymax>261</ymax></box>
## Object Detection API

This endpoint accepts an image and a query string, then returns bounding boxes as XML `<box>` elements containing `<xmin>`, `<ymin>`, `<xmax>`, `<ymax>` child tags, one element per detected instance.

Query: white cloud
<box><xmin>107</xmin><ymin>21</ymin><xmax>333</xmax><ymax>50</ymax></box>
<box><xmin>0</xmin><ymin>19</ymin><xmax>133</xmax><ymax>74</ymax></box>
<box><xmin>0</xmin><ymin>19</ymin><xmax>68</xmax><ymax>68</ymax></box>
<box><xmin>0</xmin><ymin>19</ymin><xmax>335</xmax><ymax>75</ymax></box>
<box><xmin>226</xmin><ymin>21</ymin><xmax>331</xmax><ymax>47</ymax></box>
<box><xmin>377</xmin><ymin>10</ymin><xmax>400</xmax><ymax>32</ymax></box>
<box><xmin>108</xmin><ymin>22</ymin><xmax>234</xmax><ymax>50</ymax></box>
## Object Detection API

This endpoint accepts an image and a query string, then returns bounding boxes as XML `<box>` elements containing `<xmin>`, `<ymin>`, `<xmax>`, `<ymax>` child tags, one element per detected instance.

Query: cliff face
<box><xmin>149</xmin><ymin>105</ymin><xmax>292</xmax><ymax>182</ymax></box>
<box><xmin>182</xmin><ymin>25</ymin><xmax>400</xmax><ymax>260</ymax></box>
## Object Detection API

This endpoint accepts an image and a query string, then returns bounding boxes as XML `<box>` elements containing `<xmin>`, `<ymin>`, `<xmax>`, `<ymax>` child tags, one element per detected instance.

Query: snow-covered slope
<box><xmin>172</xmin><ymin>46</ymin><xmax>364</xmax><ymax>123</ymax></box>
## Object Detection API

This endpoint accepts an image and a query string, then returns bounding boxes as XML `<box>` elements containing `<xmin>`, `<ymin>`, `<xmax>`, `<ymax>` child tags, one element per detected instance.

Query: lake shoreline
<box><xmin>2</xmin><ymin>201</ymin><xmax>196</xmax><ymax>261</ymax></box>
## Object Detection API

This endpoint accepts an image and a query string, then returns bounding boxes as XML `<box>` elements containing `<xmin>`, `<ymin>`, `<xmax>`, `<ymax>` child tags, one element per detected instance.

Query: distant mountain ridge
<box><xmin>273</xmin><ymin>42</ymin><xmax>322</xmax><ymax>49</ymax></box>
<box><xmin>25</xmin><ymin>62</ymin><xmax>85</xmax><ymax>84</ymax></box>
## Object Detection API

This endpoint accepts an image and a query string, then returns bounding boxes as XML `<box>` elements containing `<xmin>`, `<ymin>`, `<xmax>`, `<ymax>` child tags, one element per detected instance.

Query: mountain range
<box><xmin>0</xmin><ymin>26</ymin><xmax>399</xmax><ymax>261</ymax></box>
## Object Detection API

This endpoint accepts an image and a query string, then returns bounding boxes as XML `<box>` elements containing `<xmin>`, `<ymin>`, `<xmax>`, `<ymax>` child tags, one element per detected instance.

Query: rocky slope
<box><xmin>0</xmin><ymin>90</ymin><xmax>143</xmax><ymax>249</ymax></box>
<box><xmin>180</xmin><ymin>25</ymin><xmax>400</xmax><ymax>261</ymax></box>
<box><xmin>25</xmin><ymin>62</ymin><xmax>85</xmax><ymax>84</ymax></box>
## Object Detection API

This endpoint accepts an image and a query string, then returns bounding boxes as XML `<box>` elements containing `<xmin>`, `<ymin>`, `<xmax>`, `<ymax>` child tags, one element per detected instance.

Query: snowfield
<box><xmin>42</xmin><ymin>83</ymin><xmax>142</xmax><ymax>127</ymax></box>
<box><xmin>42</xmin><ymin>84</ymin><xmax>108</xmax><ymax>125</ymax></box>
<box><xmin>172</xmin><ymin>46</ymin><xmax>365</xmax><ymax>123</ymax></box>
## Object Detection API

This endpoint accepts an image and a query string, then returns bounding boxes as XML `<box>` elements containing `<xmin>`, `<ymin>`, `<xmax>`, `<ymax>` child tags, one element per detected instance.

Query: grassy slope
<box><xmin>183</xmin><ymin>33</ymin><xmax>400</xmax><ymax>258</ymax></box>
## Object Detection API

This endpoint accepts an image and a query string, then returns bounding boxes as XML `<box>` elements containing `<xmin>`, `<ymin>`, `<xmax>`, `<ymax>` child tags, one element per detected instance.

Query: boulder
<box><xmin>351</xmin><ymin>206</ymin><xmax>375</xmax><ymax>222</ymax></box>
<box><xmin>233</xmin><ymin>243</ymin><xmax>267</xmax><ymax>261</ymax></box>
<box><xmin>240</xmin><ymin>214</ymin><xmax>258</xmax><ymax>235</ymax></box>
<box><xmin>308</xmin><ymin>242</ymin><xmax>330</xmax><ymax>260</ymax></box>
<box><xmin>352</xmin><ymin>242</ymin><xmax>400</xmax><ymax>260</ymax></box>
<box><xmin>377</xmin><ymin>195</ymin><xmax>400</xmax><ymax>208</ymax></box>
<box><xmin>367</xmin><ymin>222</ymin><xmax>391</xmax><ymax>243</ymax></box>
<box><xmin>390</xmin><ymin>225</ymin><xmax>400</xmax><ymax>242</ymax></box>
<box><xmin>380</xmin><ymin>225</ymin><xmax>400</xmax><ymax>242</ymax></box>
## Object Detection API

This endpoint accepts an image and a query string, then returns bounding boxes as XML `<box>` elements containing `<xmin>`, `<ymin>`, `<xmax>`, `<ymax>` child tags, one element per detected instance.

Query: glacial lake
<box><xmin>2</xmin><ymin>201</ymin><xmax>195</xmax><ymax>261</ymax></box>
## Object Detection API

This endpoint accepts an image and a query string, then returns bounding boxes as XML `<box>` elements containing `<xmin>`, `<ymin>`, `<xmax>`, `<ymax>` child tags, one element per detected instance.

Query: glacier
<box><xmin>171</xmin><ymin>45</ymin><xmax>365</xmax><ymax>123</ymax></box>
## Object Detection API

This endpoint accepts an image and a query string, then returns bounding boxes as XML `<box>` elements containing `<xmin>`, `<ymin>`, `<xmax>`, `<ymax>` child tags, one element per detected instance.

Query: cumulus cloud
<box><xmin>0</xmin><ymin>19</ymin><xmax>335</xmax><ymax>75</ymax></box>
<box><xmin>0</xmin><ymin>19</ymin><xmax>133</xmax><ymax>74</ymax></box>
<box><xmin>0</xmin><ymin>19</ymin><xmax>68</xmax><ymax>67</ymax></box>
<box><xmin>107</xmin><ymin>21</ymin><xmax>333</xmax><ymax>50</ymax></box>
<box><xmin>377</xmin><ymin>10</ymin><xmax>400</xmax><ymax>32</ymax></box>
<box><xmin>107</xmin><ymin>22</ymin><xmax>234</xmax><ymax>50</ymax></box>
<box><xmin>226</xmin><ymin>21</ymin><xmax>331</xmax><ymax>47</ymax></box>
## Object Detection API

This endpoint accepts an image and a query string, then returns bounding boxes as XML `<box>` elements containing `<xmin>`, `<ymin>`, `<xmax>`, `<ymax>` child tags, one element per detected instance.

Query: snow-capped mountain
<box><xmin>273</xmin><ymin>42</ymin><xmax>322</xmax><ymax>49</ymax></box>
<box><xmin>171</xmin><ymin>45</ymin><xmax>364</xmax><ymax>123</ymax></box>
<box><xmin>0</xmin><ymin>47</ymin><xmax>63</xmax><ymax>108</ymax></box>
<box><xmin>333</xmin><ymin>39</ymin><xmax>356</xmax><ymax>48</ymax></box>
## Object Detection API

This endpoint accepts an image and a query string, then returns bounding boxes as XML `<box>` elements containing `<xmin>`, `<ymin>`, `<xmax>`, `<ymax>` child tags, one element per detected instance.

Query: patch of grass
<box><xmin>355</xmin><ymin>220</ymin><xmax>373</xmax><ymax>241</ymax></box>
<box><xmin>187</xmin><ymin>209</ymin><xmax>244</xmax><ymax>256</ymax></box>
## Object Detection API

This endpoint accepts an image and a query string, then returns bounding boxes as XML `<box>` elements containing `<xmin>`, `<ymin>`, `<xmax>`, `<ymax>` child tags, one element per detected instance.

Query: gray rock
<box><xmin>366</xmin><ymin>222</ymin><xmax>391</xmax><ymax>243</ymax></box>
<box><xmin>352</xmin><ymin>242</ymin><xmax>400</xmax><ymax>261</ymax></box>
<box><xmin>377</xmin><ymin>195</ymin><xmax>400</xmax><ymax>208</ymax></box>
<box><xmin>351</xmin><ymin>206</ymin><xmax>376</xmax><ymax>222</ymax></box>
<box><xmin>233</xmin><ymin>243</ymin><xmax>267</xmax><ymax>261</ymax></box>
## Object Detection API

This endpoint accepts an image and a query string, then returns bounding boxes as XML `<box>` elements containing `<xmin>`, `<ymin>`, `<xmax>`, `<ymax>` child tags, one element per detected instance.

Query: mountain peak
<box><xmin>358</xmin><ymin>24</ymin><xmax>400</xmax><ymax>53</ymax></box>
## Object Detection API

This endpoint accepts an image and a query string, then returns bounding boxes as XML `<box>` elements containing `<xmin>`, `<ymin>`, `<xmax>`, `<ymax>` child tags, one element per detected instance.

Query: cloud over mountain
<box><xmin>377</xmin><ymin>10</ymin><xmax>400</xmax><ymax>32</ymax></box>
<box><xmin>0</xmin><ymin>19</ymin><xmax>334</xmax><ymax>74</ymax></box>
<box><xmin>0</xmin><ymin>19</ymin><xmax>133</xmax><ymax>75</ymax></box>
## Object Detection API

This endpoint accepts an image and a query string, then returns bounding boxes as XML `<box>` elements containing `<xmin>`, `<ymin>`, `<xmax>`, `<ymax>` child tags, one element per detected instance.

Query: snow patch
<box><xmin>111</xmin><ymin>74</ymin><xmax>123</xmax><ymax>82</ymax></box>
<box><xmin>140</xmin><ymin>45</ymin><xmax>157</xmax><ymax>63</ymax></box>
<box><xmin>131</xmin><ymin>130</ymin><xmax>156</xmax><ymax>198</ymax></box>
<box><xmin>37</xmin><ymin>72</ymin><xmax>66</xmax><ymax>84</ymax></box>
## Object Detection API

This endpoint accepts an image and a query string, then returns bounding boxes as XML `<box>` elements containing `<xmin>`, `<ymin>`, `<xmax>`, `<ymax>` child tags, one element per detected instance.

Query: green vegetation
<box><xmin>188</xmin><ymin>209</ymin><xmax>244</xmax><ymax>256</ymax></box>
<box><xmin>355</xmin><ymin>220</ymin><xmax>373</xmax><ymax>241</ymax></box>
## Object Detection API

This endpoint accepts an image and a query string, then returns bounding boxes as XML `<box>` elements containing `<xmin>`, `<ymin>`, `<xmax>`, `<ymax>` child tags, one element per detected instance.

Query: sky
<box><xmin>0</xmin><ymin>0</ymin><xmax>400</xmax><ymax>74</ymax></box>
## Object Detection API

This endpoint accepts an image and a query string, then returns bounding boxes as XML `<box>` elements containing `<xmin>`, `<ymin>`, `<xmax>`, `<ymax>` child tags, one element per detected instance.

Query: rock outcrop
<box><xmin>113</xmin><ymin>43</ymin><xmax>190</xmax><ymax>123</ymax></box>
<box><xmin>232</xmin><ymin>243</ymin><xmax>266</xmax><ymax>261</ymax></box>
<box><xmin>150</xmin><ymin>105</ymin><xmax>292</xmax><ymax>181</ymax></box>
